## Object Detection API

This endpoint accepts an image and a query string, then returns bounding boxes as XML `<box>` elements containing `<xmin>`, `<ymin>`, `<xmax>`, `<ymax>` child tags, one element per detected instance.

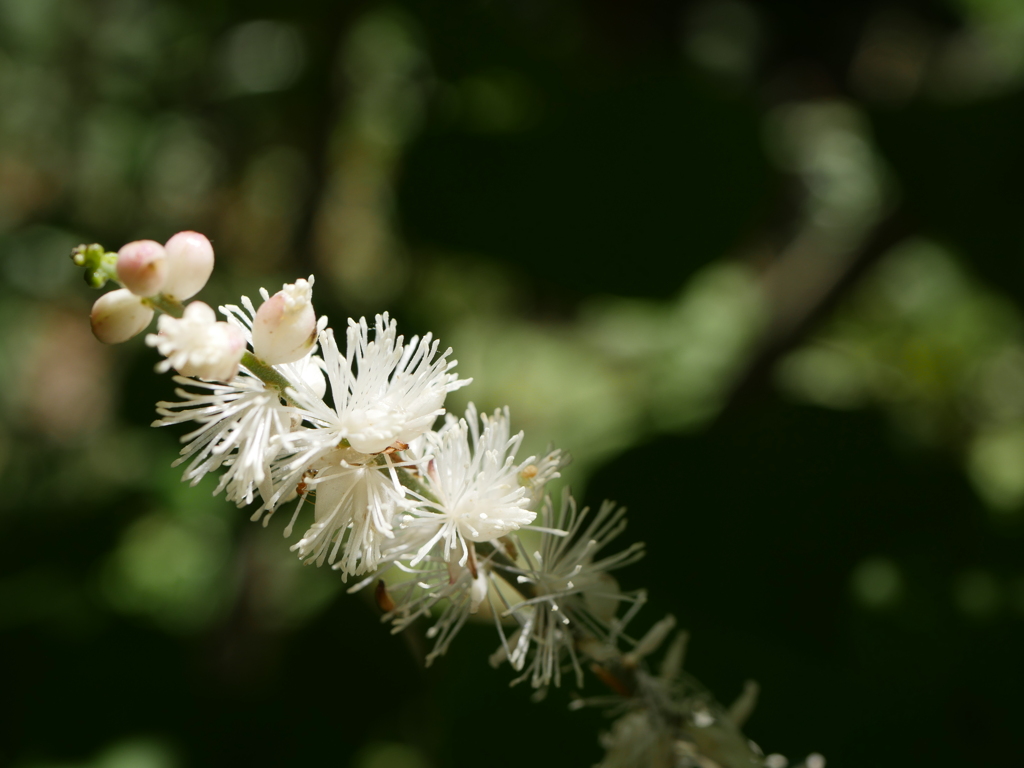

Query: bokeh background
<box><xmin>1</xmin><ymin>0</ymin><xmax>1023</xmax><ymax>766</ymax></box>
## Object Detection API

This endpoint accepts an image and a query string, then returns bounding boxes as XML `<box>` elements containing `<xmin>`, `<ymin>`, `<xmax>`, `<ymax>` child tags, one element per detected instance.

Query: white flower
<box><xmin>153</xmin><ymin>294</ymin><xmax>327</xmax><ymax>507</ymax></box>
<box><xmin>290</xmin><ymin>313</ymin><xmax>469</xmax><ymax>455</ymax></box>
<box><xmin>153</xmin><ymin>375</ymin><xmax>301</xmax><ymax>506</ymax></box>
<box><xmin>146</xmin><ymin>301</ymin><xmax>245</xmax><ymax>383</ymax></box>
<box><xmin>490</xmin><ymin>493</ymin><xmax>646</xmax><ymax>690</ymax></box>
<box><xmin>402</xmin><ymin>404</ymin><xmax>537</xmax><ymax>566</ymax></box>
<box><xmin>289</xmin><ymin>447</ymin><xmax>406</xmax><ymax>577</ymax></box>
<box><xmin>252</xmin><ymin>277</ymin><xmax>318</xmax><ymax>365</ymax></box>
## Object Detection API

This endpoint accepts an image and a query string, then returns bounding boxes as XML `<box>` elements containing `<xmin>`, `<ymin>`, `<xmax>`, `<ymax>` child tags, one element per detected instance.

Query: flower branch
<box><xmin>70</xmin><ymin>231</ymin><xmax>825</xmax><ymax>768</ymax></box>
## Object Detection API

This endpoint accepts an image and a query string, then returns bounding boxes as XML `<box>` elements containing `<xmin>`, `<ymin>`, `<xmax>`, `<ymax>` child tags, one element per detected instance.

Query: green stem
<box><xmin>394</xmin><ymin>465</ymin><xmax>440</xmax><ymax>505</ymax></box>
<box><xmin>143</xmin><ymin>294</ymin><xmax>185</xmax><ymax>318</ymax></box>
<box><xmin>241</xmin><ymin>352</ymin><xmax>300</xmax><ymax>400</ymax></box>
<box><xmin>73</xmin><ymin>242</ymin><xmax>306</xmax><ymax>404</ymax></box>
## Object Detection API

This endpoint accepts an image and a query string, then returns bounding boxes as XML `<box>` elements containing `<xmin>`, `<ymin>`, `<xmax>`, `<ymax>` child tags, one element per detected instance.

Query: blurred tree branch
<box><xmin>724</xmin><ymin>209</ymin><xmax>914</xmax><ymax>411</ymax></box>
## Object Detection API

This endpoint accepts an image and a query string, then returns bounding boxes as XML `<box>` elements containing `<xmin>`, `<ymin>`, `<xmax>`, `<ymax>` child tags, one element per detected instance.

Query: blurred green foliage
<box><xmin>2</xmin><ymin>1</ymin><xmax>1024</xmax><ymax>767</ymax></box>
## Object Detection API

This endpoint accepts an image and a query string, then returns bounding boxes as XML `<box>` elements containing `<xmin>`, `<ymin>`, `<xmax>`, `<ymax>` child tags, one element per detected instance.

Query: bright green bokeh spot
<box><xmin>101</xmin><ymin>512</ymin><xmax>231</xmax><ymax>633</ymax></box>
<box><xmin>850</xmin><ymin>556</ymin><xmax>903</xmax><ymax>609</ymax></box>
<box><xmin>968</xmin><ymin>427</ymin><xmax>1024</xmax><ymax>512</ymax></box>
<box><xmin>23</xmin><ymin>738</ymin><xmax>177</xmax><ymax>768</ymax></box>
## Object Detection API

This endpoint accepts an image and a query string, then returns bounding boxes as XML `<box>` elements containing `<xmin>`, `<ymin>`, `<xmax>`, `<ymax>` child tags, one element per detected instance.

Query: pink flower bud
<box><xmin>163</xmin><ymin>231</ymin><xmax>215</xmax><ymax>300</ymax></box>
<box><xmin>146</xmin><ymin>301</ymin><xmax>246</xmax><ymax>382</ymax></box>
<box><xmin>252</xmin><ymin>277</ymin><xmax>317</xmax><ymax>364</ymax></box>
<box><xmin>90</xmin><ymin>288</ymin><xmax>155</xmax><ymax>344</ymax></box>
<box><xmin>117</xmin><ymin>240</ymin><xmax>167</xmax><ymax>297</ymax></box>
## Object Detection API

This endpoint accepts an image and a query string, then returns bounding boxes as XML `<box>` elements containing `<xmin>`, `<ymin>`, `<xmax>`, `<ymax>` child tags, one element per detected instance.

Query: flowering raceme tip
<box><xmin>70</xmin><ymin>230</ymin><xmax>791</xmax><ymax>768</ymax></box>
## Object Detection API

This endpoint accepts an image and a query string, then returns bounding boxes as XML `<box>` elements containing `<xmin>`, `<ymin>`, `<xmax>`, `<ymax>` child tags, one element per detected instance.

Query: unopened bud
<box><xmin>146</xmin><ymin>301</ymin><xmax>246</xmax><ymax>382</ymax></box>
<box><xmin>72</xmin><ymin>243</ymin><xmax>119</xmax><ymax>288</ymax></box>
<box><xmin>163</xmin><ymin>231</ymin><xmax>215</xmax><ymax>300</ymax></box>
<box><xmin>90</xmin><ymin>288</ymin><xmax>155</xmax><ymax>344</ymax></box>
<box><xmin>117</xmin><ymin>240</ymin><xmax>167</xmax><ymax>297</ymax></box>
<box><xmin>252</xmin><ymin>277</ymin><xmax>317</xmax><ymax>364</ymax></box>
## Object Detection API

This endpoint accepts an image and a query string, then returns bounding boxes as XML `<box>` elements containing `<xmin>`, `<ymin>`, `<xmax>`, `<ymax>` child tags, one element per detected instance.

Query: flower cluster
<box><xmin>75</xmin><ymin>233</ymin><xmax>617</xmax><ymax>667</ymax></box>
<box><xmin>73</xmin><ymin>233</ymin><xmax>815</xmax><ymax>768</ymax></box>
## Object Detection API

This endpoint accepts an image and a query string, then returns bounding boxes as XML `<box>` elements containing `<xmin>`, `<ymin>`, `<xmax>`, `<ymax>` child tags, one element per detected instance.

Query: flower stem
<box><xmin>393</xmin><ymin>465</ymin><xmax>441</xmax><ymax>505</ymax></box>
<box><xmin>143</xmin><ymin>294</ymin><xmax>185</xmax><ymax>318</ymax></box>
<box><xmin>241</xmin><ymin>352</ymin><xmax>299</xmax><ymax>399</ymax></box>
<box><xmin>73</xmin><ymin>242</ymin><xmax>299</xmax><ymax>403</ymax></box>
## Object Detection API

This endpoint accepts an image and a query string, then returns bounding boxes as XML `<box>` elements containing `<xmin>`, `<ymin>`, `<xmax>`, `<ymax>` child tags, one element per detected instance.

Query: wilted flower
<box><xmin>491</xmin><ymin>493</ymin><xmax>645</xmax><ymax>689</ymax></box>
<box><xmin>596</xmin><ymin>710</ymin><xmax>675</xmax><ymax>768</ymax></box>
<box><xmin>369</xmin><ymin>547</ymin><xmax>500</xmax><ymax>664</ymax></box>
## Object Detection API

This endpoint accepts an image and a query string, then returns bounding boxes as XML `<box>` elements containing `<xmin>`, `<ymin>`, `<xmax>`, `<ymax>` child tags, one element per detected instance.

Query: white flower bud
<box><xmin>251</xmin><ymin>277</ymin><xmax>317</xmax><ymax>364</ymax></box>
<box><xmin>90</xmin><ymin>288</ymin><xmax>155</xmax><ymax>344</ymax></box>
<box><xmin>116</xmin><ymin>240</ymin><xmax>168</xmax><ymax>297</ymax></box>
<box><xmin>146</xmin><ymin>301</ymin><xmax>246</xmax><ymax>382</ymax></box>
<box><xmin>163</xmin><ymin>231</ymin><xmax>215</xmax><ymax>300</ymax></box>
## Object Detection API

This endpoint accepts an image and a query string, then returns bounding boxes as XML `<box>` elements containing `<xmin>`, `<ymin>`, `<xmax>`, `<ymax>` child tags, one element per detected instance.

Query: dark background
<box><xmin>1</xmin><ymin>1</ymin><xmax>1022</xmax><ymax>766</ymax></box>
